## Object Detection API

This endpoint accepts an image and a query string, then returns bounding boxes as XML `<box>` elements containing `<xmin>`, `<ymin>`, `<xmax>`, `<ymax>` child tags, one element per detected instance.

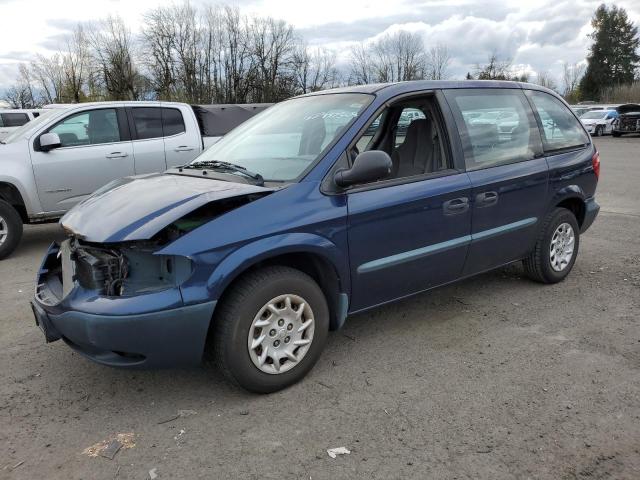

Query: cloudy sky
<box><xmin>0</xmin><ymin>0</ymin><xmax>639</xmax><ymax>90</ymax></box>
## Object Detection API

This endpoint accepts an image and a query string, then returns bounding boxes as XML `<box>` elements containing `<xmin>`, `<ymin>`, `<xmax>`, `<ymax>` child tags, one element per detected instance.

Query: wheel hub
<box><xmin>549</xmin><ymin>222</ymin><xmax>575</xmax><ymax>272</ymax></box>
<box><xmin>247</xmin><ymin>294</ymin><xmax>315</xmax><ymax>374</ymax></box>
<box><xmin>0</xmin><ymin>216</ymin><xmax>7</xmax><ymax>247</ymax></box>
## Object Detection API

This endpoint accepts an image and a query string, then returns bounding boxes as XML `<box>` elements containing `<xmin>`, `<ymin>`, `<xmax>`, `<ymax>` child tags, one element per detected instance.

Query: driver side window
<box><xmin>350</xmin><ymin>96</ymin><xmax>449</xmax><ymax>182</ymax></box>
<box><xmin>50</xmin><ymin>109</ymin><xmax>121</xmax><ymax>147</ymax></box>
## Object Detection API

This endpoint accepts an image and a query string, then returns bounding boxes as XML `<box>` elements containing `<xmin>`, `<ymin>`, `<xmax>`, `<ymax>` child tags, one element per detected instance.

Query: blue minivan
<box><xmin>32</xmin><ymin>81</ymin><xmax>600</xmax><ymax>393</ymax></box>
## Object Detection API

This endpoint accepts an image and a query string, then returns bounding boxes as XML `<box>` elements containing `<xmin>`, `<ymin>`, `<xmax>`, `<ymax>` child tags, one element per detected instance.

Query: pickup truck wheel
<box><xmin>0</xmin><ymin>200</ymin><xmax>23</xmax><ymax>260</ymax></box>
<box><xmin>211</xmin><ymin>266</ymin><xmax>329</xmax><ymax>393</ymax></box>
<box><xmin>523</xmin><ymin>208</ymin><xmax>580</xmax><ymax>284</ymax></box>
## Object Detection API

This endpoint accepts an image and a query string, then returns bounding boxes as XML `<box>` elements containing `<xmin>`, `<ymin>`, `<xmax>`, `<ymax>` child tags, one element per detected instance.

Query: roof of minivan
<box><xmin>299</xmin><ymin>80</ymin><xmax>551</xmax><ymax>97</ymax></box>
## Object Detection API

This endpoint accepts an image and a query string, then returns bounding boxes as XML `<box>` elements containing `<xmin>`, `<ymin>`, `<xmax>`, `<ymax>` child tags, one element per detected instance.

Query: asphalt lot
<box><xmin>1</xmin><ymin>135</ymin><xmax>639</xmax><ymax>479</ymax></box>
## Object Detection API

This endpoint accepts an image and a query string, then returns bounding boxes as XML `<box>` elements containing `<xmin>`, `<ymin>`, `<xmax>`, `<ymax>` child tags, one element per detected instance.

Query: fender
<box><xmin>548</xmin><ymin>184</ymin><xmax>586</xmax><ymax>209</ymax></box>
<box><xmin>179</xmin><ymin>232</ymin><xmax>351</xmax><ymax>310</ymax></box>
<box><xmin>0</xmin><ymin>175</ymin><xmax>42</xmax><ymax>216</ymax></box>
<box><xmin>209</xmin><ymin>232</ymin><xmax>349</xmax><ymax>301</ymax></box>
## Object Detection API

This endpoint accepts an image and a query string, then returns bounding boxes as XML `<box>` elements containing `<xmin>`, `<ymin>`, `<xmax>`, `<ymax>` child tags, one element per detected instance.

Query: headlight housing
<box><xmin>71</xmin><ymin>240</ymin><xmax>193</xmax><ymax>296</ymax></box>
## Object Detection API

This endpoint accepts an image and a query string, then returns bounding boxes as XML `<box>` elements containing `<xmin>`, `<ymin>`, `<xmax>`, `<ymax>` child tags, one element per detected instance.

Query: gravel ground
<box><xmin>1</xmin><ymin>136</ymin><xmax>639</xmax><ymax>479</ymax></box>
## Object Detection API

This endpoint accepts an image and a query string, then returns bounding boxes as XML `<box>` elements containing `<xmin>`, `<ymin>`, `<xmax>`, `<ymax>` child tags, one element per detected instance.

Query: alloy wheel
<box><xmin>549</xmin><ymin>222</ymin><xmax>575</xmax><ymax>272</ymax></box>
<box><xmin>0</xmin><ymin>215</ymin><xmax>7</xmax><ymax>247</ymax></box>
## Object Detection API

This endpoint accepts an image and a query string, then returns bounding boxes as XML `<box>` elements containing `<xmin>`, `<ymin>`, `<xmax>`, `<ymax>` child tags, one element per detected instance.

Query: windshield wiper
<box><xmin>183</xmin><ymin>160</ymin><xmax>264</xmax><ymax>184</ymax></box>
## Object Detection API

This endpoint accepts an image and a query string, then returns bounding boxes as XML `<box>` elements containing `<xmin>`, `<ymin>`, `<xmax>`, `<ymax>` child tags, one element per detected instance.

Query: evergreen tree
<box><xmin>580</xmin><ymin>4</ymin><xmax>639</xmax><ymax>100</ymax></box>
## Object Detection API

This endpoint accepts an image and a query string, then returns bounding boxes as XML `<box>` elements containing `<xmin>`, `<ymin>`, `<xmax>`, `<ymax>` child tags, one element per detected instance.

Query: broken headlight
<box><xmin>72</xmin><ymin>241</ymin><xmax>192</xmax><ymax>297</ymax></box>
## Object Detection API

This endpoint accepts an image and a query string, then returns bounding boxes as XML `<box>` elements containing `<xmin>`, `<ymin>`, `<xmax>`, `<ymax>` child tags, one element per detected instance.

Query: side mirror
<box><xmin>39</xmin><ymin>132</ymin><xmax>61</xmax><ymax>152</ymax></box>
<box><xmin>334</xmin><ymin>150</ymin><xmax>392</xmax><ymax>188</ymax></box>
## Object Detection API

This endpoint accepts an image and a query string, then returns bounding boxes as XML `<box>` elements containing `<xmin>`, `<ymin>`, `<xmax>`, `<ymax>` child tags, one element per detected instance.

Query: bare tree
<box><xmin>373</xmin><ymin>31</ymin><xmax>426</xmax><ymax>82</ymax></box>
<box><xmin>534</xmin><ymin>71</ymin><xmax>558</xmax><ymax>91</ymax></box>
<box><xmin>348</xmin><ymin>42</ymin><xmax>374</xmax><ymax>85</ymax></box>
<box><xmin>87</xmin><ymin>16</ymin><xmax>145</xmax><ymax>100</ymax></box>
<box><xmin>562</xmin><ymin>61</ymin><xmax>585</xmax><ymax>101</ymax></box>
<box><xmin>426</xmin><ymin>43</ymin><xmax>451</xmax><ymax>80</ymax></box>
<box><xmin>293</xmin><ymin>44</ymin><xmax>339</xmax><ymax>94</ymax></box>
<box><xmin>142</xmin><ymin>7</ymin><xmax>178</xmax><ymax>100</ymax></box>
<box><xmin>62</xmin><ymin>25</ymin><xmax>91</xmax><ymax>102</ymax></box>
<box><xmin>29</xmin><ymin>53</ymin><xmax>66</xmax><ymax>104</ymax></box>
<box><xmin>349</xmin><ymin>30</ymin><xmax>426</xmax><ymax>84</ymax></box>
<box><xmin>473</xmin><ymin>52</ymin><xmax>513</xmax><ymax>80</ymax></box>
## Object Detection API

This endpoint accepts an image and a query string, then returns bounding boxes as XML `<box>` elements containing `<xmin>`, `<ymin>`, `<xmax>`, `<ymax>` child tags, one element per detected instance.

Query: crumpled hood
<box><xmin>61</xmin><ymin>173</ymin><xmax>272</xmax><ymax>243</ymax></box>
<box><xmin>616</xmin><ymin>104</ymin><xmax>640</xmax><ymax>115</ymax></box>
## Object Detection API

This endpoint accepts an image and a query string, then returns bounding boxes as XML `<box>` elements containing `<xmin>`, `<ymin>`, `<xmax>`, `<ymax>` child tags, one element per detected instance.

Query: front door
<box><xmin>31</xmin><ymin>107</ymin><xmax>134</xmax><ymax>213</ymax></box>
<box><xmin>348</xmin><ymin>173</ymin><xmax>472</xmax><ymax>311</ymax></box>
<box><xmin>442</xmin><ymin>88</ymin><xmax>548</xmax><ymax>275</ymax></box>
<box><xmin>345</xmin><ymin>94</ymin><xmax>472</xmax><ymax>311</ymax></box>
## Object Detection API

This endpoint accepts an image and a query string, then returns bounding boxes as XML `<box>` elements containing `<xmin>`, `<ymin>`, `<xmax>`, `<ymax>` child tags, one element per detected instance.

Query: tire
<box><xmin>612</xmin><ymin>131</ymin><xmax>621</xmax><ymax>137</ymax></box>
<box><xmin>0</xmin><ymin>200</ymin><xmax>23</xmax><ymax>260</ymax></box>
<box><xmin>523</xmin><ymin>208</ymin><xmax>580</xmax><ymax>284</ymax></box>
<box><xmin>211</xmin><ymin>266</ymin><xmax>329</xmax><ymax>393</ymax></box>
<box><xmin>594</xmin><ymin>125</ymin><xmax>603</xmax><ymax>137</ymax></box>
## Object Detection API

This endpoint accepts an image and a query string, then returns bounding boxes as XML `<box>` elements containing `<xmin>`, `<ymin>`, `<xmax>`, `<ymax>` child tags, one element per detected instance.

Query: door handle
<box><xmin>105</xmin><ymin>152</ymin><xmax>129</xmax><ymax>159</ymax></box>
<box><xmin>443</xmin><ymin>197</ymin><xmax>469</xmax><ymax>215</ymax></box>
<box><xmin>174</xmin><ymin>146</ymin><xmax>195</xmax><ymax>152</ymax></box>
<box><xmin>475</xmin><ymin>191</ymin><xmax>499</xmax><ymax>207</ymax></box>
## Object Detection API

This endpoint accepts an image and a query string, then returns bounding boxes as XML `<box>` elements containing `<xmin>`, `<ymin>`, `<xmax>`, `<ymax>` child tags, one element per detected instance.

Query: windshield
<box><xmin>2</xmin><ymin>109</ymin><xmax>62</xmax><ymax>143</ymax></box>
<box><xmin>192</xmin><ymin>93</ymin><xmax>373</xmax><ymax>181</ymax></box>
<box><xmin>580</xmin><ymin>111</ymin><xmax>608</xmax><ymax>119</ymax></box>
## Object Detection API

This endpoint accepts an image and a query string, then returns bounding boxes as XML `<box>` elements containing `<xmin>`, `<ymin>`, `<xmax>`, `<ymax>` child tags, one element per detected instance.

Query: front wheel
<box><xmin>594</xmin><ymin>125</ymin><xmax>603</xmax><ymax>137</ymax></box>
<box><xmin>523</xmin><ymin>208</ymin><xmax>580</xmax><ymax>284</ymax></box>
<box><xmin>211</xmin><ymin>266</ymin><xmax>329</xmax><ymax>393</ymax></box>
<box><xmin>0</xmin><ymin>200</ymin><xmax>23</xmax><ymax>260</ymax></box>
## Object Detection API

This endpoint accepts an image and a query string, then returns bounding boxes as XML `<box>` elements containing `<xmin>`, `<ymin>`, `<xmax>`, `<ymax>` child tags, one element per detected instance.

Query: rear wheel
<box><xmin>524</xmin><ymin>208</ymin><xmax>580</xmax><ymax>284</ymax></box>
<box><xmin>0</xmin><ymin>200</ymin><xmax>23</xmax><ymax>260</ymax></box>
<box><xmin>211</xmin><ymin>266</ymin><xmax>329</xmax><ymax>393</ymax></box>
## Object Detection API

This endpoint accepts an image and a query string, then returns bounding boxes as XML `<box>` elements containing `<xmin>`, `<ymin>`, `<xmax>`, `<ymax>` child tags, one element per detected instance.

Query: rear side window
<box><xmin>526</xmin><ymin>91</ymin><xmax>589</xmax><ymax>152</ymax></box>
<box><xmin>2</xmin><ymin>113</ymin><xmax>30</xmax><ymax>127</ymax></box>
<box><xmin>132</xmin><ymin>108</ymin><xmax>163</xmax><ymax>140</ymax></box>
<box><xmin>161</xmin><ymin>108</ymin><xmax>185</xmax><ymax>136</ymax></box>
<box><xmin>444</xmin><ymin>89</ymin><xmax>541</xmax><ymax>170</ymax></box>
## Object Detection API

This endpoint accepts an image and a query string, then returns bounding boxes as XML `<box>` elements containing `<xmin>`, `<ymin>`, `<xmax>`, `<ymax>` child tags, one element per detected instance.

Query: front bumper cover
<box><xmin>32</xmin><ymin>242</ymin><xmax>216</xmax><ymax>368</ymax></box>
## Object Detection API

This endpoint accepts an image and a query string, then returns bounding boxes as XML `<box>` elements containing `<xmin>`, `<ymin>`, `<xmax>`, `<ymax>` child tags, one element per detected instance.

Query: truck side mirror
<box><xmin>334</xmin><ymin>150</ymin><xmax>392</xmax><ymax>188</ymax></box>
<box><xmin>39</xmin><ymin>132</ymin><xmax>61</xmax><ymax>152</ymax></box>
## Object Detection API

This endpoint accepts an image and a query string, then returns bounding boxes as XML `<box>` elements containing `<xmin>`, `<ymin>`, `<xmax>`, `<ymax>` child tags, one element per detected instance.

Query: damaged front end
<box><xmin>31</xmin><ymin>173</ymin><xmax>275</xmax><ymax>366</ymax></box>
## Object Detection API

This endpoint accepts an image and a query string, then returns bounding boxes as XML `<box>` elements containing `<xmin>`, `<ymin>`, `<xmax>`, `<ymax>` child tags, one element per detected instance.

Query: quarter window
<box><xmin>50</xmin><ymin>109</ymin><xmax>121</xmax><ymax>147</ymax></box>
<box><xmin>1</xmin><ymin>112</ymin><xmax>29</xmax><ymax>127</ymax></box>
<box><xmin>527</xmin><ymin>91</ymin><xmax>589</xmax><ymax>152</ymax></box>
<box><xmin>444</xmin><ymin>89</ymin><xmax>540</xmax><ymax>170</ymax></box>
<box><xmin>161</xmin><ymin>108</ymin><xmax>186</xmax><ymax>136</ymax></box>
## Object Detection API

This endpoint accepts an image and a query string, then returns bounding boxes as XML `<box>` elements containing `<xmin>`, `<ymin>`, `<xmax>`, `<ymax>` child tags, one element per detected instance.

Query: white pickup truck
<box><xmin>0</xmin><ymin>101</ymin><xmax>270</xmax><ymax>258</ymax></box>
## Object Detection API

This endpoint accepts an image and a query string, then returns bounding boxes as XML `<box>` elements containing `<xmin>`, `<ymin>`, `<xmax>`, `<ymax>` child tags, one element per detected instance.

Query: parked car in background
<box><xmin>0</xmin><ymin>109</ymin><xmax>44</xmax><ymax>140</ymax></box>
<box><xmin>31</xmin><ymin>81</ymin><xmax>599</xmax><ymax>393</ymax></box>
<box><xmin>0</xmin><ymin>101</ymin><xmax>270</xmax><ymax>259</ymax></box>
<box><xmin>579</xmin><ymin>109</ymin><xmax>619</xmax><ymax>136</ymax></box>
<box><xmin>612</xmin><ymin>104</ymin><xmax>640</xmax><ymax>137</ymax></box>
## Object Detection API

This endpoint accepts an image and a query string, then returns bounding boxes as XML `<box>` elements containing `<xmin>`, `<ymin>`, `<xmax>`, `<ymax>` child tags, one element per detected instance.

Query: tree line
<box><xmin>3</xmin><ymin>2</ymin><xmax>638</xmax><ymax>108</ymax></box>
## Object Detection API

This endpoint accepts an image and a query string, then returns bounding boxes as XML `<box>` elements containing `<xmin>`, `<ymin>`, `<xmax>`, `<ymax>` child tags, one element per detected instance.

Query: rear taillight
<box><xmin>592</xmin><ymin>151</ymin><xmax>600</xmax><ymax>179</ymax></box>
